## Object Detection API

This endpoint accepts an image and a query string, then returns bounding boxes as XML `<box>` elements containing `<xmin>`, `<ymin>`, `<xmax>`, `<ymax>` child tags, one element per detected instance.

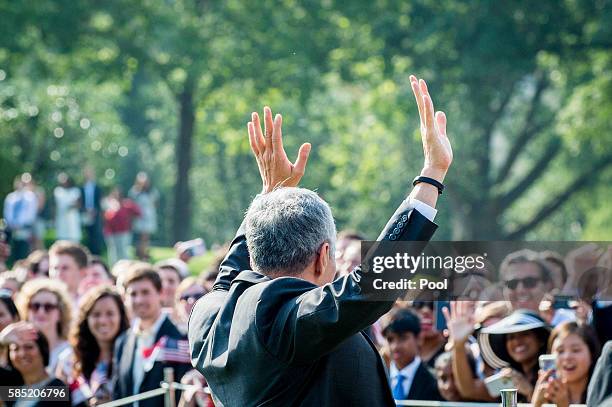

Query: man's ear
<box><xmin>315</xmin><ymin>242</ymin><xmax>330</xmax><ymax>278</ymax></box>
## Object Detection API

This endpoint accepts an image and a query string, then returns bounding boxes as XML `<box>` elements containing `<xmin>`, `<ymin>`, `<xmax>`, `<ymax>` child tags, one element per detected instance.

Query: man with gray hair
<box><xmin>188</xmin><ymin>75</ymin><xmax>453</xmax><ymax>406</ymax></box>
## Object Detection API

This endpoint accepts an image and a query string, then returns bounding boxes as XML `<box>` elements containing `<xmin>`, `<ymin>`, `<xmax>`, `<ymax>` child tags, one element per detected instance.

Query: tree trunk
<box><xmin>172</xmin><ymin>82</ymin><xmax>195</xmax><ymax>242</ymax></box>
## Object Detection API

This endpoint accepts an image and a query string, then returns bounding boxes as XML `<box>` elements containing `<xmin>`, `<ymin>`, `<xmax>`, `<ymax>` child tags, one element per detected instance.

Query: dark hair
<box><xmin>0</xmin><ymin>292</ymin><xmax>19</xmax><ymax>322</ymax></box>
<box><xmin>71</xmin><ymin>286</ymin><xmax>129</xmax><ymax>381</ymax></box>
<box><xmin>548</xmin><ymin>322</ymin><xmax>601</xmax><ymax>381</ymax></box>
<box><xmin>49</xmin><ymin>241</ymin><xmax>90</xmax><ymax>269</ymax></box>
<box><xmin>26</xmin><ymin>250</ymin><xmax>49</xmax><ymax>277</ymax></box>
<box><xmin>8</xmin><ymin>330</ymin><xmax>50</xmax><ymax>368</ymax></box>
<box><xmin>540</xmin><ymin>251</ymin><xmax>568</xmax><ymax>285</ymax></box>
<box><xmin>90</xmin><ymin>256</ymin><xmax>113</xmax><ymax>280</ymax></box>
<box><xmin>500</xmin><ymin>249</ymin><xmax>551</xmax><ymax>283</ymax></box>
<box><xmin>382</xmin><ymin>308</ymin><xmax>421</xmax><ymax>337</ymax></box>
<box><xmin>124</xmin><ymin>264</ymin><xmax>162</xmax><ymax>292</ymax></box>
<box><xmin>503</xmin><ymin>313</ymin><xmax>550</xmax><ymax>378</ymax></box>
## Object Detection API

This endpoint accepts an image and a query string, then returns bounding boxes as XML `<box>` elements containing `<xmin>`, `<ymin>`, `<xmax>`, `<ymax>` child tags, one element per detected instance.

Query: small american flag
<box><xmin>143</xmin><ymin>336</ymin><xmax>191</xmax><ymax>371</ymax></box>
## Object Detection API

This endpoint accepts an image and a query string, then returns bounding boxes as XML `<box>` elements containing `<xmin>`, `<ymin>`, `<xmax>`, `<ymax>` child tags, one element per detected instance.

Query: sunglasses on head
<box><xmin>29</xmin><ymin>302</ymin><xmax>59</xmax><ymax>312</ymax></box>
<box><xmin>504</xmin><ymin>276</ymin><xmax>540</xmax><ymax>290</ymax></box>
<box><xmin>180</xmin><ymin>292</ymin><xmax>204</xmax><ymax>303</ymax></box>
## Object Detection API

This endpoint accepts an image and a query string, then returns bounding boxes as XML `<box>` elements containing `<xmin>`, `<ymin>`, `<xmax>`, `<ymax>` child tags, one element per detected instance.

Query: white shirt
<box><xmin>84</xmin><ymin>181</ymin><xmax>96</xmax><ymax>210</ymax></box>
<box><xmin>132</xmin><ymin>312</ymin><xmax>168</xmax><ymax>395</ymax></box>
<box><xmin>3</xmin><ymin>189</ymin><xmax>38</xmax><ymax>229</ymax></box>
<box><xmin>390</xmin><ymin>356</ymin><xmax>422</xmax><ymax>399</ymax></box>
<box><xmin>406</xmin><ymin>198</ymin><xmax>437</xmax><ymax>222</ymax></box>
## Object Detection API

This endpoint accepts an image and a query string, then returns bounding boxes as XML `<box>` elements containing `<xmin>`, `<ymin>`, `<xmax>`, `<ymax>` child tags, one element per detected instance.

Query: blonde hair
<box><xmin>17</xmin><ymin>278</ymin><xmax>73</xmax><ymax>339</ymax></box>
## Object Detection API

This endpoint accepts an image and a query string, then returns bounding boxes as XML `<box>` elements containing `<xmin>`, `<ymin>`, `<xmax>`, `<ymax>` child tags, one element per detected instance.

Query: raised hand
<box><xmin>442</xmin><ymin>301</ymin><xmax>475</xmax><ymax>345</ymax></box>
<box><xmin>409</xmin><ymin>75</ymin><xmax>453</xmax><ymax>182</ymax></box>
<box><xmin>247</xmin><ymin>106</ymin><xmax>311</xmax><ymax>194</ymax></box>
<box><xmin>0</xmin><ymin>321</ymin><xmax>38</xmax><ymax>345</ymax></box>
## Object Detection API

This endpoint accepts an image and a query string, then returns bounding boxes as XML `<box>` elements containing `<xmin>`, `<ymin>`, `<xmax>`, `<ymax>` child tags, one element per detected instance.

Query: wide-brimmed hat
<box><xmin>477</xmin><ymin>309</ymin><xmax>550</xmax><ymax>369</ymax></box>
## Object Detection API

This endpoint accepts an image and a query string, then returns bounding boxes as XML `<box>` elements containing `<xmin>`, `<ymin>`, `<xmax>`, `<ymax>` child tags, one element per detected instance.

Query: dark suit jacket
<box><xmin>113</xmin><ymin>315</ymin><xmax>191</xmax><ymax>407</ymax></box>
<box><xmin>188</xmin><ymin>200</ymin><xmax>437</xmax><ymax>407</ymax></box>
<box><xmin>80</xmin><ymin>183</ymin><xmax>102</xmax><ymax>212</ymax></box>
<box><xmin>406</xmin><ymin>362</ymin><xmax>443</xmax><ymax>401</ymax></box>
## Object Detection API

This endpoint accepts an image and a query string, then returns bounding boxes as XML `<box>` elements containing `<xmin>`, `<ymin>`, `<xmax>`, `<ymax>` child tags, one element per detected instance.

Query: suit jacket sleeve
<box><xmin>587</xmin><ymin>340</ymin><xmax>612</xmax><ymax>406</ymax></box>
<box><xmin>211</xmin><ymin>220</ymin><xmax>250</xmax><ymax>291</ymax></box>
<box><xmin>257</xmin><ymin>201</ymin><xmax>437</xmax><ymax>364</ymax></box>
<box><xmin>111</xmin><ymin>333</ymin><xmax>126</xmax><ymax>400</ymax></box>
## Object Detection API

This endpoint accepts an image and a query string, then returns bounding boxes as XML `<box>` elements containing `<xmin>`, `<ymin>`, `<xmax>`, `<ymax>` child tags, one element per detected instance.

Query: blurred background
<box><xmin>1</xmin><ymin>0</ymin><xmax>611</xmax><ymax>249</ymax></box>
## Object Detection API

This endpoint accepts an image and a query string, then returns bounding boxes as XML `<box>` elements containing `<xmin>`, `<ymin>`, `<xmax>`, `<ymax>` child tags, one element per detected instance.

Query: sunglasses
<box><xmin>412</xmin><ymin>300</ymin><xmax>434</xmax><ymax>310</ymax></box>
<box><xmin>504</xmin><ymin>276</ymin><xmax>541</xmax><ymax>290</ymax></box>
<box><xmin>180</xmin><ymin>293</ymin><xmax>204</xmax><ymax>303</ymax></box>
<box><xmin>29</xmin><ymin>302</ymin><xmax>59</xmax><ymax>312</ymax></box>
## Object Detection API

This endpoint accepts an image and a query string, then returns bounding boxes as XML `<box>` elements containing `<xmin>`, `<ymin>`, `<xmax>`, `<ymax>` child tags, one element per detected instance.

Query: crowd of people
<box><xmin>2</xmin><ymin>168</ymin><xmax>159</xmax><ymax>268</ymax></box>
<box><xmin>332</xmin><ymin>235</ymin><xmax>612</xmax><ymax>406</ymax></box>
<box><xmin>0</xmin><ymin>82</ymin><xmax>611</xmax><ymax>407</ymax></box>
<box><xmin>0</xmin><ymin>236</ymin><xmax>219</xmax><ymax>406</ymax></box>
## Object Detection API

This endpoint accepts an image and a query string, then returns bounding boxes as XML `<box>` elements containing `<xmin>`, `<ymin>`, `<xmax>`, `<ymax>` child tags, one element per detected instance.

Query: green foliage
<box><xmin>1</xmin><ymin>0</ymin><xmax>610</xmax><ymax>245</ymax></box>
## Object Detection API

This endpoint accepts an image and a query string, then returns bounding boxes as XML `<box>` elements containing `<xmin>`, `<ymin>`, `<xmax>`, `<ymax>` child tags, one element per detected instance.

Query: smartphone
<box><xmin>553</xmin><ymin>295</ymin><xmax>573</xmax><ymax>310</ymax></box>
<box><xmin>484</xmin><ymin>371</ymin><xmax>516</xmax><ymax>398</ymax></box>
<box><xmin>539</xmin><ymin>354</ymin><xmax>556</xmax><ymax>377</ymax></box>
<box><xmin>435</xmin><ymin>300</ymin><xmax>450</xmax><ymax>332</ymax></box>
<box><xmin>180</xmin><ymin>238</ymin><xmax>206</xmax><ymax>258</ymax></box>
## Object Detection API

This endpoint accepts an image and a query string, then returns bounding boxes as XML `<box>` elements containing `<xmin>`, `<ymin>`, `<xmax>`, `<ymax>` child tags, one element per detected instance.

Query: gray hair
<box><xmin>245</xmin><ymin>187</ymin><xmax>336</xmax><ymax>276</ymax></box>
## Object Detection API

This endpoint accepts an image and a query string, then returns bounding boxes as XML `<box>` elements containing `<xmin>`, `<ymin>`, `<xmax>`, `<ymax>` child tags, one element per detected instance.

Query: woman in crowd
<box><xmin>477</xmin><ymin>309</ymin><xmax>550</xmax><ymax>402</ymax></box>
<box><xmin>103</xmin><ymin>187</ymin><xmax>141</xmax><ymax>266</ymax></box>
<box><xmin>16</xmin><ymin>278</ymin><xmax>73</xmax><ymax>374</ymax></box>
<box><xmin>8</xmin><ymin>330</ymin><xmax>70</xmax><ymax>406</ymax></box>
<box><xmin>532</xmin><ymin>322</ymin><xmax>601</xmax><ymax>407</ymax></box>
<box><xmin>129</xmin><ymin>172</ymin><xmax>158</xmax><ymax>261</ymax></box>
<box><xmin>53</xmin><ymin>172</ymin><xmax>81</xmax><ymax>242</ymax></box>
<box><xmin>174</xmin><ymin>277</ymin><xmax>207</xmax><ymax>331</ymax></box>
<box><xmin>0</xmin><ymin>272</ymin><xmax>22</xmax><ymax>298</ymax></box>
<box><xmin>0</xmin><ymin>293</ymin><xmax>21</xmax><ymax>366</ymax></box>
<box><xmin>25</xmin><ymin>250</ymin><xmax>49</xmax><ymax>279</ymax></box>
<box><xmin>412</xmin><ymin>300</ymin><xmax>447</xmax><ymax>368</ymax></box>
<box><xmin>56</xmin><ymin>286</ymin><xmax>129</xmax><ymax>405</ymax></box>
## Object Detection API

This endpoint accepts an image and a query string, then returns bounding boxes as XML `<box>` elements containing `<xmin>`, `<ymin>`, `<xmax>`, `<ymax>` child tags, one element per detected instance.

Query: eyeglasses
<box><xmin>504</xmin><ymin>276</ymin><xmax>541</xmax><ymax>290</ymax></box>
<box><xmin>180</xmin><ymin>293</ymin><xmax>204</xmax><ymax>303</ymax></box>
<box><xmin>29</xmin><ymin>302</ymin><xmax>59</xmax><ymax>313</ymax></box>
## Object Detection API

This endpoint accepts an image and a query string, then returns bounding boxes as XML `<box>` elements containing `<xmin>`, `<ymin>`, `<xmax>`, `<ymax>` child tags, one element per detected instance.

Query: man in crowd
<box><xmin>501</xmin><ymin>249</ymin><xmax>553</xmax><ymax>312</ymax></box>
<box><xmin>81</xmin><ymin>166</ymin><xmax>104</xmax><ymax>255</ymax></box>
<box><xmin>189</xmin><ymin>75</ymin><xmax>453</xmax><ymax>405</ymax></box>
<box><xmin>114</xmin><ymin>264</ymin><xmax>191</xmax><ymax>406</ymax></box>
<box><xmin>3</xmin><ymin>174</ymin><xmax>38</xmax><ymax>261</ymax></box>
<box><xmin>155</xmin><ymin>259</ymin><xmax>188</xmax><ymax>308</ymax></box>
<box><xmin>383</xmin><ymin>308</ymin><xmax>442</xmax><ymax>401</ymax></box>
<box><xmin>48</xmin><ymin>240</ymin><xmax>89</xmax><ymax>302</ymax></box>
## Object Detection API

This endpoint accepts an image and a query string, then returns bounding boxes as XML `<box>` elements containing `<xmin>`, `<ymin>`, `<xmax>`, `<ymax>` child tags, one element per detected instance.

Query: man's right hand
<box><xmin>248</xmin><ymin>107</ymin><xmax>311</xmax><ymax>194</ymax></box>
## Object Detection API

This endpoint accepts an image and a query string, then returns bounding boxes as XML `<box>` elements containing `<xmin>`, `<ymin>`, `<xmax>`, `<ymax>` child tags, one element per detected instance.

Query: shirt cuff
<box><xmin>405</xmin><ymin>197</ymin><xmax>437</xmax><ymax>222</ymax></box>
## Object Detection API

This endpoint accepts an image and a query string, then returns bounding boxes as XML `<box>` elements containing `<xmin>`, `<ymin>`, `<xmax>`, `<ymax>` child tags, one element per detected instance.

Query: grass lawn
<box><xmin>149</xmin><ymin>246</ymin><xmax>216</xmax><ymax>276</ymax></box>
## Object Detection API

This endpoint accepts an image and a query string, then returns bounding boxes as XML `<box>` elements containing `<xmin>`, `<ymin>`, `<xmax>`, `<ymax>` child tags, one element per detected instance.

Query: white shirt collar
<box><xmin>390</xmin><ymin>355</ymin><xmax>421</xmax><ymax>382</ymax></box>
<box><xmin>132</xmin><ymin>311</ymin><xmax>167</xmax><ymax>338</ymax></box>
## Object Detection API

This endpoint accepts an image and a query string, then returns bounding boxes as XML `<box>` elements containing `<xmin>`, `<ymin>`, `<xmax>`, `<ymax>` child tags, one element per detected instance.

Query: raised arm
<box><xmin>256</xmin><ymin>75</ymin><xmax>454</xmax><ymax>363</ymax></box>
<box><xmin>212</xmin><ymin>107</ymin><xmax>311</xmax><ymax>291</ymax></box>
